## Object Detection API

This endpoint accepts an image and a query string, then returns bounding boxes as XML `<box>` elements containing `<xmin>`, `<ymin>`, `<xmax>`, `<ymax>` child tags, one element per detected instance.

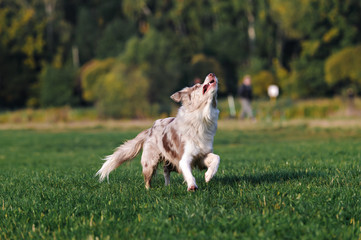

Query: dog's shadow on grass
<box><xmin>215</xmin><ymin>170</ymin><xmax>323</xmax><ymax>187</ymax></box>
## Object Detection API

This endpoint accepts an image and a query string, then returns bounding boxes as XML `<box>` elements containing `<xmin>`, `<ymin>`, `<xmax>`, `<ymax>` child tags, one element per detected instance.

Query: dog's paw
<box><xmin>205</xmin><ymin>169</ymin><xmax>214</xmax><ymax>183</ymax></box>
<box><xmin>187</xmin><ymin>185</ymin><xmax>198</xmax><ymax>192</ymax></box>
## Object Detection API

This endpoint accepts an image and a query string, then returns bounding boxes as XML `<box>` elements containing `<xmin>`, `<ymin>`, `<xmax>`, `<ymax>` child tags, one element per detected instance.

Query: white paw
<box><xmin>187</xmin><ymin>184</ymin><xmax>198</xmax><ymax>191</ymax></box>
<box><xmin>205</xmin><ymin>169</ymin><xmax>214</xmax><ymax>183</ymax></box>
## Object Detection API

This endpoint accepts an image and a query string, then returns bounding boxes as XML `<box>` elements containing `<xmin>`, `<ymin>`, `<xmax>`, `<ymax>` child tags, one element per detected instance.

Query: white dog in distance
<box><xmin>96</xmin><ymin>73</ymin><xmax>220</xmax><ymax>191</ymax></box>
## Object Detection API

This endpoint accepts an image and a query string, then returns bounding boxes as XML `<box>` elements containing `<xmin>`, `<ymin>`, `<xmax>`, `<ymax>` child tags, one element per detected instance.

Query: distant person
<box><xmin>238</xmin><ymin>75</ymin><xmax>254</xmax><ymax>120</ymax></box>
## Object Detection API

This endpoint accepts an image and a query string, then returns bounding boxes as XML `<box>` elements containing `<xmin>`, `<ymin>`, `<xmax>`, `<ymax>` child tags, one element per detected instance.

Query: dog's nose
<box><xmin>208</xmin><ymin>73</ymin><xmax>215</xmax><ymax>77</ymax></box>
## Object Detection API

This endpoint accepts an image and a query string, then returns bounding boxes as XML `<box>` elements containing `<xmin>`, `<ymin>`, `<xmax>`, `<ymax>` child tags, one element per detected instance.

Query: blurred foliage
<box><xmin>74</xmin><ymin>8</ymin><xmax>98</xmax><ymax>65</ymax></box>
<box><xmin>0</xmin><ymin>107</ymin><xmax>97</xmax><ymax>123</ymax></box>
<box><xmin>325</xmin><ymin>45</ymin><xmax>361</xmax><ymax>89</ymax></box>
<box><xmin>97</xmin><ymin>64</ymin><xmax>149</xmax><ymax>118</ymax></box>
<box><xmin>120</xmin><ymin>29</ymin><xmax>181</xmax><ymax>111</ymax></box>
<box><xmin>2</xmin><ymin>97</ymin><xmax>360</xmax><ymax>124</ymax></box>
<box><xmin>190</xmin><ymin>54</ymin><xmax>226</xmax><ymax>93</ymax></box>
<box><xmin>81</xmin><ymin>59</ymin><xmax>150</xmax><ymax>118</ymax></box>
<box><xmin>287</xmin><ymin>59</ymin><xmax>329</xmax><ymax>98</ymax></box>
<box><xmin>0</xmin><ymin>1</ymin><xmax>46</xmax><ymax>108</ymax></box>
<box><xmin>272</xmin><ymin>59</ymin><xmax>289</xmax><ymax>96</ymax></box>
<box><xmin>217</xmin><ymin>97</ymin><xmax>352</xmax><ymax>120</ymax></box>
<box><xmin>39</xmin><ymin>64</ymin><xmax>78</xmax><ymax>107</ymax></box>
<box><xmin>0</xmin><ymin>6</ymin><xmax>45</xmax><ymax>68</ymax></box>
<box><xmin>81</xmin><ymin>58</ymin><xmax>116</xmax><ymax>102</ymax></box>
<box><xmin>95</xmin><ymin>19</ymin><xmax>136</xmax><ymax>59</ymax></box>
<box><xmin>251</xmin><ymin>70</ymin><xmax>276</xmax><ymax>97</ymax></box>
<box><xmin>0</xmin><ymin>0</ymin><xmax>361</xmax><ymax>118</ymax></box>
<box><xmin>282</xmin><ymin>99</ymin><xmax>341</xmax><ymax>119</ymax></box>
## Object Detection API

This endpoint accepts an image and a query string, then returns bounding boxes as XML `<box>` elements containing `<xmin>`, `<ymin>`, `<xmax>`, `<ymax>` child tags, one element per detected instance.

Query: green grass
<box><xmin>0</xmin><ymin>127</ymin><xmax>361</xmax><ymax>239</ymax></box>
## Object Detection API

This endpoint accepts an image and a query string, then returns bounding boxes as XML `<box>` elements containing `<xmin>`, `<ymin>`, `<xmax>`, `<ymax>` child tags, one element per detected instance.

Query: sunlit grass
<box><xmin>0</xmin><ymin>127</ymin><xmax>360</xmax><ymax>239</ymax></box>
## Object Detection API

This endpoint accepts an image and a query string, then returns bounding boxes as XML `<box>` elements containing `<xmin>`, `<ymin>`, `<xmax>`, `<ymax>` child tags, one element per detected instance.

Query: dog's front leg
<box><xmin>203</xmin><ymin>153</ymin><xmax>220</xmax><ymax>183</ymax></box>
<box><xmin>179</xmin><ymin>156</ymin><xmax>198</xmax><ymax>191</ymax></box>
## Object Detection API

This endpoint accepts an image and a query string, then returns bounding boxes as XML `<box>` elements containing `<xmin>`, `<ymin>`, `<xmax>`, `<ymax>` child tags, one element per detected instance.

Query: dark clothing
<box><xmin>238</xmin><ymin>84</ymin><xmax>253</xmax><ymax>101</ymax></box>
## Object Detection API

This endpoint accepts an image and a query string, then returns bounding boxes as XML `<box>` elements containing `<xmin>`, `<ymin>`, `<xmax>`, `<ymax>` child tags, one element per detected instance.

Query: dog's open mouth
<box><xmin>203</xmin><ymin>79</ymin><xmax>216</xmax><ymax>94</ymax></box>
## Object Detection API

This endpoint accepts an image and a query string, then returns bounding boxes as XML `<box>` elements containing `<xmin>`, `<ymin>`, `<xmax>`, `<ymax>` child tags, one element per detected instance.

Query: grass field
<box><xmin>1</xmin><ymin>125</ymin><xmax>361</xmax><ymax>239</ymax></box>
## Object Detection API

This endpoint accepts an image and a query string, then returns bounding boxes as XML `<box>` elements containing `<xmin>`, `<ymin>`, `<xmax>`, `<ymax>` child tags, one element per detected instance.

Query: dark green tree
<box><xmin>75</xmin><ymin>7</ymin><xmax>98</xmax><ymax>65</ymax></box>
<box><xmin>39</xmin><ymin>64</ymin><xmax>77</xmax><ymax>107</ymax></box>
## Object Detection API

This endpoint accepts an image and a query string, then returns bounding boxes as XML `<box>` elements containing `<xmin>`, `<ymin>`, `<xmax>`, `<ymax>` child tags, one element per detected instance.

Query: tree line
<box><xmin>0</xmin><ymin>0</ymin><xmax>360</xmax><ymax>117</ymax></box>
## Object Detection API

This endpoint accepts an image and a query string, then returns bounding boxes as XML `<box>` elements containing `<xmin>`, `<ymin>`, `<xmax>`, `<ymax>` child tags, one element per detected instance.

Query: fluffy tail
<box><xmin>96</xmin><ymin>129</ymin><xmax>149</xmax><ymax>182</ymax></box>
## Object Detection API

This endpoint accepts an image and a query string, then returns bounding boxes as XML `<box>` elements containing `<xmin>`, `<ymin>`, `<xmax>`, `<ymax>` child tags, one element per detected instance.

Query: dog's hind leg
<box><xmin>163</xmin><ymin>161</ymin><xmax>176</xmax><ymax>186</ymax></box>
<box><xmin>202</xmin><ymin>153</ymin><xmax>220</xmax><ymax>183</ymax></box>
<box><xmin>141</xmin><ymin>143</ymin><xmax>160</xmax><ymax>189</ymax></box>
<box><xmin>163</xmin><ymin>165</ymin><xmax>171</xmax><ymax>186</ymax></box>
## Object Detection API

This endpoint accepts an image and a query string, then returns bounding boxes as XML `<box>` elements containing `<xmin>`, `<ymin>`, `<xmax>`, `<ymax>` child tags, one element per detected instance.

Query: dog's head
<box><xmin>171</xmin><ymin>73</ymin><xmax>218</xmax><ymax>111</ymax></box>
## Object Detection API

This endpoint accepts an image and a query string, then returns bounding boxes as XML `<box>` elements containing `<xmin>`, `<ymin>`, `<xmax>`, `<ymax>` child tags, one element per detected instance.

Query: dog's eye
<box><xmin>210</xmin><ymin>80</ymin><xmax>215</xmax><ymax>84</ymax></box>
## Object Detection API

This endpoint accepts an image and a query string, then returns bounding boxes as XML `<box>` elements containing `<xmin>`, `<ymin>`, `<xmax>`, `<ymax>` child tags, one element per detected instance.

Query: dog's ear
<box><xmin>170</xmin><ymin>87</ymin><xmax>189</xmax><ymax>103</ymax></box>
